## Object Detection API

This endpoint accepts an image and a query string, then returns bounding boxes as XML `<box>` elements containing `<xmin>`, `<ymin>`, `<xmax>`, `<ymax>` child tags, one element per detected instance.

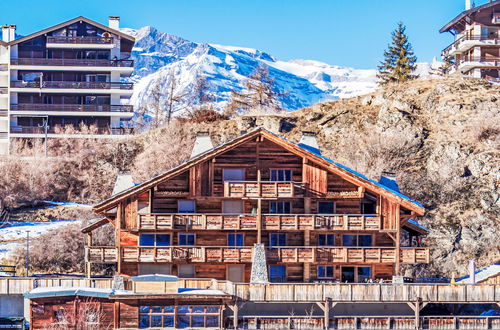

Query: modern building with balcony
<box><xmin>440</xmin><ymin>0</ymin><xmax>500</xmax><ymax>80</ymax></box>
<box><xmin>0</xmin><ymin>16</ymin><xmax>135</xmax><ymax>155</ymax></box>
<box><xmin>83</xmin><ymin>129</ymin><xmax>429</xmax><ymax>284</ymax></box>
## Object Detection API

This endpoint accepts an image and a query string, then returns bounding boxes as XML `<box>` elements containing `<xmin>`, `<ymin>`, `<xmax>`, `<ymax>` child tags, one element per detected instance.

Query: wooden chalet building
<box><xmin>84</xmin><ymin>128</ymin><xmax>429</xmax><ymax>283</ymax></box>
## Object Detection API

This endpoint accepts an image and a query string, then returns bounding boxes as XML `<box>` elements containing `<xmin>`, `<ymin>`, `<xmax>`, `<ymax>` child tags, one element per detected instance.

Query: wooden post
<box><xmin>85</xmin><ymin>233</ymin><xmax>92</xmax><ymax>278</ymax></box>
<box><xmin>324</xmin><ymin>299</ymin><xmax>330</xmax><ymax>330</ymax></box>
<box><xmin>395</xmin><ymin>203</ymin><xmax>401</xmax><ymax>275</ymax></box>
<box><xmin>257</xmin><ymin>198</ymin><xmax>262</xmax><ymax>244</ymax></box>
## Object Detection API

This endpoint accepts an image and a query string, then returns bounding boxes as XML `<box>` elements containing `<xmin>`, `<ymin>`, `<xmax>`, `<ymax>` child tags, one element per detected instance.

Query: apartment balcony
<box><xmin>442</xmin><ymin>35</ymin><xmax>500</xmax><ymax>56</ymax></box>
<box><xmin>451</xmin><ymin>57</ymin><xmax>500</xmax><ymax>73</ymax></box>
<box><xmin>10</xmin><ymin>58</ymin><xmax>134</xmax><ymax>72</ymax></box>
<box><xmin>9</xmin><ymin>125</ymin><xmax>133</xmax><ymax>137</ymax></box>
<box><xmin>266</xmin><ymin>247</ymin><xmax>429</xmax><ymax>264</ymax></box>
<box><xmin>10</xmin><ymin>81</ymin><xmax>134</xmax><ymax>94</ymax></box>
<box><xmin>46</xmin><ymin>36</ymin><xmax>115</xmax><ymax>49</ymax></box>
<box><xmin>10</xmin><ymin>103</ymin><xmax>134</xmax><ymax>115</ymax></box>
<box><xmin>223</xmin><ymin>181</ymin><xmax>302</xmax><ymax>198</ymax></box>
<box><xmin>135</xmin><ymin>213</ymin><xmax>383</xmax><ymax>231</ymax></box>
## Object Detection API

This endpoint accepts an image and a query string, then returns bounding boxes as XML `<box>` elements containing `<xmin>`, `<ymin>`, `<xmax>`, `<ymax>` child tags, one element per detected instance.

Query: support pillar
<box><xmin>316</xmin><ymin>299</ymin><xmax>330</xmax><ymax>330</ymax></box>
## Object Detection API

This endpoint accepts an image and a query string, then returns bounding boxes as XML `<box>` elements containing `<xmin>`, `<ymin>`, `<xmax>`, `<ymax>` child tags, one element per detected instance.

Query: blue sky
<box><xmin>1</xmin><ymin>0</ymin><xmax>474</xmax><ymax>69</ymax></box>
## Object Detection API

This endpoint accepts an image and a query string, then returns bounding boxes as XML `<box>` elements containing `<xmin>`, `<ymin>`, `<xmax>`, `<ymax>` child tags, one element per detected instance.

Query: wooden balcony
<box><xmin>10</xmin><ymin>81</ymin><xmax>134</xmax><ymax>90</ymax></box>
<box><xmin>137</xmin><ymin>213</ymin><xmax>258</xmax><ymax>230</ymax></box>
<box><xmin>121</xmin><ymin>246</ymin><xmax>253</xmax><ymax>263</ymax></box>
<box><xmin>224</xmin><ymin>181</ymin><xmax>299</xmax><ymax>198</ymax></box>
<box><xmin>265</xmin><ymin>247</ymin><xmax>429</xmax><ymax>264</ymax></box>
<box><xmin>11</xmin><ymin>58</ymin><xmax>133</xmax><ymax>67</ymax></box>
<box><xmin>11</xmin><ymin>103</ymin><xmax>133</xmax><ymax>113</ymax></box>
<box><xmin>262</xmin><ymin>214</ymin><xmax>382</xmax><ymax>231</ymax></box>
<box><xmin>85</xmin><ymin>246</ymin><xmax>118</xmax><ymax>263</ymax></box>
<box><xmin>46</xmin><ymin>36</ymin><xmax>114</xmax><ymax>44</ymax></box>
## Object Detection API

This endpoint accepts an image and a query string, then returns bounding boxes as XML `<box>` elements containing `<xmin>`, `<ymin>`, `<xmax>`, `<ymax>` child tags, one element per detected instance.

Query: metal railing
<box><xmin>11</xmin><ymin>58</ymin><xmax>133</xmax><ymax>67</ymax></box>
<box><xmin>46</xmin><ymin>36</ymin><xmax>114</xmax><ymax>44</ymax></box>
<box><xmin>10</xmin><ymin>126</ymin><xmax>133</xmax><ymax>135</ymax></box>
<box><xmin>10</xmin><ymin>103</ymin><xmax>133</xmax><ymax>113</ymax></box>
<box><xmin>10</xmin><ymin>81</ymin><xmax>134</xmax><ymax>90</ymax></box>
<box><xmin>442</xmin><ymin>35</ymin><xmax>500</xmax><ymax>54</ymax></box>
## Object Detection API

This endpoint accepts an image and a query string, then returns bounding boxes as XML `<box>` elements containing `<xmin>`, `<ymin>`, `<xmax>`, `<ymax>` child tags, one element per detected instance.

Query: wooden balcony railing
<box><xmin>137</xmin><ymin>213</ymin><xmax>258</xmax><ymax>230</ymax></box>
<box><xmin>262</xmin><ymin>214</ymin><xmax>382</xmax><ymax>230</ymax></box>
<box><xmin>266</xmin><ymin>247</ymin><xmax>429</xmax><ymax>264</ymax></box>
<box><xmin>11</xmin><ymin>58</ymin><xmax>134</xmax><ymax>67</ymax></box>
<box><xmin>121</xmin><ymin>246</ymin><xmax>253</xmax><ymax>263</ymax></box>
<box><xmin>10</xmin><ymin>103</ymin><xmax>134</xmax><ymax>113</ymax></box>
<box><xmin>46</xmin><ymin>36</ymin><xmax>114</xmax><ymax>44</ymax></box>
<box><xmin>224</xmin><ymin>181</ymin><xmax>300</xmax><ymax>198</ymax></box>
<box><xmin>10</xmin><ymin>81</ymin><xmax>134</xmax><ymax>90</ymax></box>
<box><xmin>85</xmin><ymin>246</ymin><xmax>118</xmax><ymax>263</ymax></box>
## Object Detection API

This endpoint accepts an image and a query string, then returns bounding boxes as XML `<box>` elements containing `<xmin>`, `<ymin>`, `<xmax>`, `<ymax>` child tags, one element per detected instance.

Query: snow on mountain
<box><xmin>122</xmin><ymin>26</ymin><xmax>437</xmax><ymax>115</ymax></box>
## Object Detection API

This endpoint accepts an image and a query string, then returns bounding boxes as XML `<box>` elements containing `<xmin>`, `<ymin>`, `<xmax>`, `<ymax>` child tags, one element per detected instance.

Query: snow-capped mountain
<box><xmin>122</xmin><ymin>26</ymin><xmax>435</xmax><ymax>114</ymax></box>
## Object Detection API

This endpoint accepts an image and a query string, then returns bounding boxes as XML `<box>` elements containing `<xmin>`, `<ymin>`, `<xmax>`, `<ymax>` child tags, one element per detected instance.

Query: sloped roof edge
<box><xmin>93</xmin><ymin>128</ymin><xmax>424</xmax><ymax>215</ymax></box>
<box><xmin>440</xmin><ymin>1</ymin><xmax>500</xmax><ymax>33</ymax></box>
<box><xmin>10</xmin><ymin>16</ymin><xmax>134</xmax><ymax>46</ymax></box>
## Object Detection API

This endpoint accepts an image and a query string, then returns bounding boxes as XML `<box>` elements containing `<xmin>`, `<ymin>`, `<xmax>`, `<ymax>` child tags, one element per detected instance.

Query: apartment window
<box><xmin>342</xmin><ymin>235</ymin><xmax>372</xmax><ymax>247</ymax></box>
<box><xmin>318</xmin><ymin>234</ymin><xmax>335</xmax><ymax>246</ymax></box>
<box><xmin>269</xmin><ymin>201</ymin><xmax>291</xmax><ymax>214</ymax></box>
<box><xmin>269</xmin><ymin>233</ymin><xmax>286</xmax><ymax>247</ymax></box>
<box><xmin>139</xmin><ymin>305</ymin><xmax>219</xmax><ymax>328</ymax></box>
<box><xmin>178</xmin><ymin>233</ymin><xmax>196</xmax><ymax>246</ymax></box>
<box><xmin>269</xmin><ymin>265</ymin><xmax>286</xmax><ymax>283</ymax></box>
<box><xmin>223</xmin><ymin>169</ymin><xmax>245</xmax><ymax>181</ymax></box>
<box><xmin>228</xmin><ymin>233</ymin><xmax>244</xmax><ymax>247</ymax></box>
<box><xmin>178</xmin><ymin>265</ymin><xmax>196</xmax><ymax>278</ymax></box>
<box><xmin>270</xmin><ymin>169</ymin><xmax>292</xmax><ymax>182</ymax></box>
<box><xmin>139</xmin><ymin>234</ymin><xmax>171</xmax><ymax>247</ymax></box>
<box><xmin>318</xmin><ymin>201</ymin><xmax>335</xmax><ymax>214</ymax></box>
<box><xmin>317</xmin><ymin>265</ymin><xmax>334</xmax><ymax>279</ymax></box>
<box><xmin>178</xmin><ymin>200</ymin><xmax>196</xmax><ymax>213</ymax></box>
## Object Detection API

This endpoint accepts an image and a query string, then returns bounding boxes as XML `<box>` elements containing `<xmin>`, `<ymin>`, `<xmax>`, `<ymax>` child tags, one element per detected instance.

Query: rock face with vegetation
<box><xmin>1</xmin><ymin>77</ymin><xmax>498</xmax><ymax>277</ymax></box>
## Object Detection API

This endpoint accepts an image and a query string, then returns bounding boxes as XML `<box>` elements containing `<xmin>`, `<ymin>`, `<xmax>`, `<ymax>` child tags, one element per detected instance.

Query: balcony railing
<box><xmin>46</xmin><ymin>36</ymin><xmax>114</xmax><ymax>44</ymax></box>
<box><xmin>266</xmin><ymin>247</ymin><xmax>429</xmax><ymax>264</ymax></box>
<box><xmin>262</xmin><ymin>214</ymin><xmax>382</xmax><ymax>230</ymax></box>
<box><xmin>10</xmin><ymin>81</ymin><xmax>134</xmax><ymax>90</ymax></box>
<box><xmin>138</xmin><ymin>213</ymin><xmax>258</xmax><ymax>230</ymax></box>
<box><xmin>10</xmin><ymin>103</ymin><xmax>134</xmax><ymax>113</ymax></box>
<box><xmin>10</xmin><ymin>126</ymin><xmax>133</xmax><ymax>135</ymax></box>
<box><xmin>85</xmin><ymin>246</ymin><xmax>118</xmax><ymax>263</ymax></box>
<box><xmin>11</xmin><ymin>58</ymin><xmax>133</xmax><ymax>67</ymax></box>
<box><xmin>442</xmin><ymin>35</ymin><xmax>500</xmax><ymax>55</ymax></box>
<box><xmin>224</xmin><ymin>181</ymin><xmax>300</xmax><ymax>198</ymax></box>
<box><xmin>120</xmin><ymin>246</ymin><xmax>253</xmax><ymax>263</ymax></box>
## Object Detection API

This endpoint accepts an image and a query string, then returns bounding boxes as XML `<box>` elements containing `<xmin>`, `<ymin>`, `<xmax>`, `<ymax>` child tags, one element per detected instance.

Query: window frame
<box><xmin>227</xmin><ymin>233</ymin><xmax>244</xmax><ymax>247</ymax></box>
<box><xmin>318</xmin><ymin>233</ymin><xmax>335</xmax><ymax>246</ymax></box>
<box><xmin>223</xmin><ymin>168</ymin><xmax>245</xmax><ymax>182</ymax></box>
<box><xmin>177</xmin><ymin>200</ymin><xmax>196</xmax><ymax>214</ymax></box>
<box><xmin>178</xmin><ymin>264</ymin><xmax>196</xmax><ymax>278</ymax></box>
<box><xmin>342</xmin><ymin>234</ymin><xmax>373</xmax><ymax>247</ymax></box>
<box><xmin>341</xmin><ymin>265</ymin><xmax>373</xmax><ymax>283</ymax></box>
<box><xmin>178</xmin><ymin>233</ymin><xmax>196</xmax><ymax>246</ymax></box>
<box><xmin>269</xmin><ymin>265</ymin><xmax>287</xmax><ymax>283</ymax></box>
<box><xmin>269</xmin><ymin>168</ymin><xmax>293</xmax><ymax>182</ymax></box>
<box><xmin>139</xmin><ymin>233</ymin><xmax>171</xmax><ymax>247</ymax></box>
<box><xmin>269</xmin><ymin>201</ymin><xmax>292</xmax><ymax>214</ymax></box>
<box><xmin>269</xmin><ymin>233</ymin><xmax>287</xmax><ymax>247</ymax></box>
<box><xmin>139</xmin><ymin>305</ymin><xmax>220</xmax><ymax>329</ymax></box>
<box><xmin>317</xmin><ymin>265</ymin><xmax>335</xmax><ymax>279</ymax></box>
<box><xmin>317</xmin><ymin>200</ymin><xmax>336</xmax><ymax>214</ymax></box>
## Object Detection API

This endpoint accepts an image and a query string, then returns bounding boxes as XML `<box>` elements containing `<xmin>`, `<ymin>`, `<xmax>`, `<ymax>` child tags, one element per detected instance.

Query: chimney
<box><xmin>112</xmin><ymin>173</ymin><xmax>134</xmax><ymax>196</ymax></box>
<box><xmin>108</xmin><ymin>16</ymin><xmax>120</xmax><ymax>30</ymax></box>
<box><xmin>465</xmin><ymin>0</ymin><xmax>472</xmax><ymax>10</ymax></box>
<box><xmin>469</xmin><ymin>259</ymin><xmax>476</xmax><ymax>284</ymax></box>
<box><xmin>379</xmin><ymin>171</ymin><xmax>400</xmax><ymax>193</ymax></box>
<box><xmin>190</xmin><ymin>131</ymin><xmax>214</xmax><ymax>159</ymax></box>
<box><xmin>8</xmin><ymin>25</ymin><xmax>16</xmax><ymax>42</ymax></box>
<box><xmin>2</xmin><ymin>25</ymin><xmax>10</xmax><ymax>42</ymax></box>
<box><xmin>298</xmin><ymin>131</ymin><xmax>321</xmax><ymax>155</ymax></box>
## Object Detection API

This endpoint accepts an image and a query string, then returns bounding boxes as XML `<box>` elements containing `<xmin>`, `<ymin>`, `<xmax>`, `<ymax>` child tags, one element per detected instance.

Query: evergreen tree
<box><xmin>377</xmin><ymin>22</ymin><xmax>418</xmax><ymax>85</ymax></box>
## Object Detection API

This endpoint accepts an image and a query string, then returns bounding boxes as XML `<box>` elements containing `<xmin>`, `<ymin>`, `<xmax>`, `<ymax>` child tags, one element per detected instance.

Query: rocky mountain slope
<box><xmin>122</xmin><ymin>26</ymin><xmax>438</xmax><ymax>114</ymax></box>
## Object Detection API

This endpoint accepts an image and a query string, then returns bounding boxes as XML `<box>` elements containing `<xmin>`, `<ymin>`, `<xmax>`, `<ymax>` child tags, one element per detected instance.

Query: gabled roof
<box><xmin>81</xmin><ymin>217</ymin><xmax>112</xmax><ymax>233</ymax></box>
<box><xmin>94</xmin><ymin>128</ymin><xmax>425</xmax><ymax>215</ymax></box>
<box><xmin>457</xmin><ymin>264</ymin><xmax>500</xmax><ymax>283</ymax></box>
<box><xmin>440</xmin><ymin>0</ymin><xmax>500</xmax><ymax>33</ymax></box>
<box><xmin>10</xmin><ymin>16</ymin><xmax>134</xmax><ymax>46</ymax></box>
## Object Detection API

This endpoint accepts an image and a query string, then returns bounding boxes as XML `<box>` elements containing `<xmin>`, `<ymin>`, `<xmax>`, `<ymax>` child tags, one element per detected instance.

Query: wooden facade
<box><xmin>85</xmin><ymin>129</ymin><xmax>429</xmax><ymax>283</ymax></box>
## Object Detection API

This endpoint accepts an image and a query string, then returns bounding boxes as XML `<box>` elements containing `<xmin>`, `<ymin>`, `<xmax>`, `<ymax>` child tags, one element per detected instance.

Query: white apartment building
<box><xmin>0</xmin><ymin>16</ymin><xmax>136</xmax><ymax>155</ymax></box>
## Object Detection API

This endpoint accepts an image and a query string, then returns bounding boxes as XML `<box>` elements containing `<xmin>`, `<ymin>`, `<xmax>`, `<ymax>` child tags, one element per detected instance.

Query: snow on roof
<box><xmin>24</xmin><ymin>286</ymin><xmax>133</xmax><ymax>299</ymax></box>
<box><xmin>457</xmin><ymin>264</ymin><xmax>500</xmax><ymax>283</ymax></box>
<box><xmin>130</xmin><ymin>274</ymin><xmax>180</xmax><ymax>282</ymax></box>
<box><xmin>379</xmin><ymin>175</ymin><xmax>400</xmax><ymax>193</ymax></box>
<box><xmin>178</xmin><ymin>288</ymin><xmax>227</xmax><ymax>295</ymax></box>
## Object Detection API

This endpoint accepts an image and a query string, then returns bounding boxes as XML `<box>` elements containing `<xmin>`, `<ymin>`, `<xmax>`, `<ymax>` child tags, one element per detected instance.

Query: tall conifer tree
<box><xmin>377</xmin><ymin>22</ymin><xmax>418</xmax><ymax>85</ymax></box>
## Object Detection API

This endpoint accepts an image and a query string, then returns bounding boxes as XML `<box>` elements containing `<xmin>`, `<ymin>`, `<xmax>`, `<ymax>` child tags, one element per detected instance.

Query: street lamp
<box><xmin>25</xmin><ymin>230</ymin><xmax>30</xmax><ymax>277</ymax></box>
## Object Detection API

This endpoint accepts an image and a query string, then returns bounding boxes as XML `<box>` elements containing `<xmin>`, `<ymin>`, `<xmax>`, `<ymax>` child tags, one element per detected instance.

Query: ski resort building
<box><xmin>0</xmin><ymin>16</ymin><xmax>135</xmax><ymax>155</ymax></box>
<box><xmin>440</xmin><ymin>0</ymin><xmax>500</xmax><ymax>80</ymax></box>
<box><xmin>83</xmin><ymin>128</ymin><xmax>429</xmax><ymax>283</ymax></box>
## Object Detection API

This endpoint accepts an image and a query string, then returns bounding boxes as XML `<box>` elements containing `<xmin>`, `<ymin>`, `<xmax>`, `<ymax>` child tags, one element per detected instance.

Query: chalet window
<box><xmin>178</xmin><ymin>200</ymin><xmax>196</xmax><ymax>213</ymax></box>
<box><xmin>269</xmin><ymin>265</ymin><xmax>286</xmax><ymax>283</ymax></box>
<box><xmin>270</xmin><ymin>201</ymin><xmax>291</xmax><ymax>214</ymax></box>
<box><xmin>223</xmin><ymin>200</ymin><xmax>244</xmax><ymax>214</ymax></box>
<box><xmin>361</xmin><ymin>201</ymin><xmax>377</xmax><ymax>214</ymax></box>
<box><xmin>318</xmin><ymin>201</ymin><xmax>335</xmax><ymax>214</ymax></box>
<box><xmin>228</xmin><ymin>233</ymin><xmax>244</xmax><ymax>247</ymax></box>
<box><xmin>342</xmin><ymin>235</ymin><xmax>372</xmax><ymax>247</ymax></box>
<box><xmin>317</xmin><ymin>265</ymin><xmax>334</xmax><ymax>279</ymax></box>
<box><xmin>269</xmin><ymin>233</ymin><xmax>286</xmax><ymax>247</ymax></box>
<box><xmin>223</xmin><ymin>169</ymin><xmax>245</xmax><ymax>181</ymax></box>
<box><xmin>318</xmin><ymin>234</ymin><xmax>335</xmax><ymax>246</ymax></box>
<box><xmin>139</xmin><ymin>306</ymin><xmax>175</xmax><ymax>328</ymax></box>
<box><xmin>138</xmin><ymin>305</ymin><xmax>219</xmax><ymax>328</ymax></box>
<box><xmin>270</xmin><ymin>169</ymin><xmax>292</xmax><ymax>182</ymax></box>
<box><xmin>341</xmin><ymin>266</ymin><xmax>372</xmax><ymax>283</ymax></box>
<box><xmin>178</xmin><ymin>265</ymin><xmax>195</xmax><ymax>278</ymax></box>
<box><xmin>178</xmin><ymin>233</ymin><xmax>196</xmax><ymax>246</ymax></box>
<box><xmin>139</xmin><ymin>234</ymin><xmax>171</xmax><ymax>247</ymax></box>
